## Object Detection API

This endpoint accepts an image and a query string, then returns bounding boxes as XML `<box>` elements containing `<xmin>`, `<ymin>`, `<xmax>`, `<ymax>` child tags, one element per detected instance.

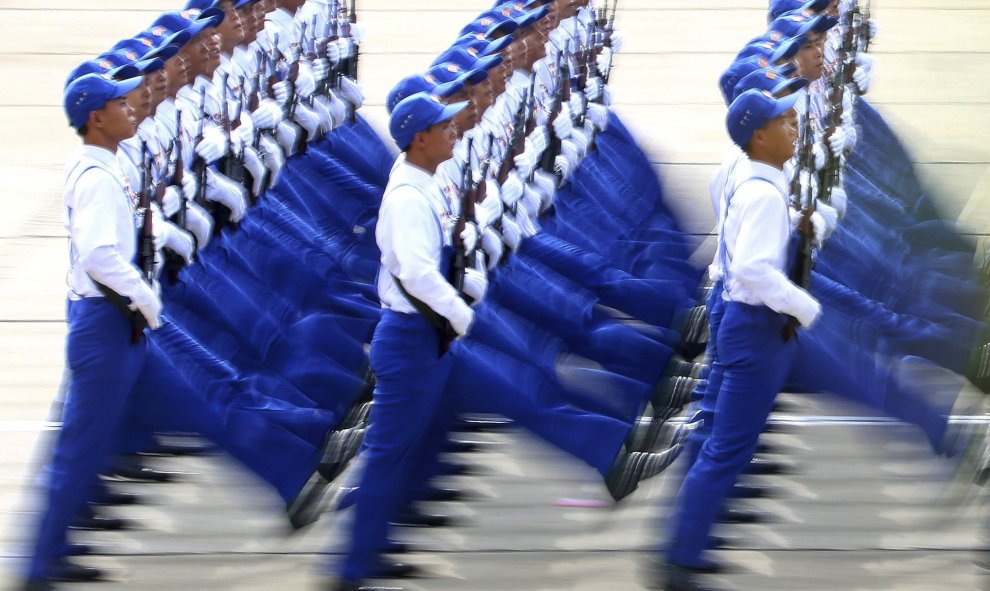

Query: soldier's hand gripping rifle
<box><xmin>816</xmin><ymin>9</ymin><xmax>856</xmax><ymax>207</ymax></box>
<box><xmin>451</xmin><ymin>135</ymin><xmax>477</xmax><ymax>300</ymax></box>
<box><xmin>134</xmin><ymin>141</ymin><xmax>156</xmax><ymax>342</ymax></box>
<box><xmin>162</xmin><ymin>109</ymin><xmax>191</xmax><ymax>281</ymax></box>
<box><xmin>191</xmin><ymin>87</ymin><xmax>209</xmax><ymax>210</ymax></box>
<box><xmin>784</xmin><ymin>92</ymin><xmax>816</xmax><ymax>340</ymax></box>
<box><xmin>496</xmin><ymin>73</ymin><xmax>536</xmax><ymax>186</ymax></box>
<box><xmin>538</xmin><ymin>48</ymin><xmax>568</xmax><ymax>177</ymax></box>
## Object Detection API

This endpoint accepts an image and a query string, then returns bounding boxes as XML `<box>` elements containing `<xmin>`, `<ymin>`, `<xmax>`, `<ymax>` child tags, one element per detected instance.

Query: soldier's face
<box><xmin>756</xmin><ymin>110</ymin><xmax>798</xmax><ymax>166</ymax></box>
<box><xmin>148</xmin><ymin>68</ymin><xmax>169</xmax><ymax>107</ymax></box>
<box><xmin>95</xmin><ymin>96</ymin><xmax>137</xmax><ymax>143</ymax></box>
<box><xmin>164</xmin><ymin>54</ymin><xmax>189</xmax><ymax>95</ymax></box>
<box><xmin>419</xmin><ymin>118</ymin><xmax>458</xmax><ymax>165</ymax></box>
<box><xmin>238</xmin><ymin>6</ymin><xmax>258</xmax><ymax>44</ymax></box>
<box><xmin>217</xmin><ymin>1</ymin><xmax>245</xmax><ymax>51</ymax></box>
<box><xmin>449</xmin><ymin>88</ymin><xmax>478</xmax><ymax>136</ymax></box>
<box><xmin>123</xmin><ymin>82</ymin><xmax>151</xmax><ymax>122</ymax></box>
<box><xmin>795</xmin><ymin>32</ymin><xmax>824</xmax><ymax>80</ymax></box>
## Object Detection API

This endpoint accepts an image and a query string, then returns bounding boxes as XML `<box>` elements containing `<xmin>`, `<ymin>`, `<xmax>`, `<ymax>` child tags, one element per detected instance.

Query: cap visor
<box><xmin>110</xmin><ymin>76</ymin><xmax>145</xmax><ymax>100</ymax></box>
<box><xmin>146</xmin><ymin>44</ymin><xmax>179</xmax><ymax>62</ymax></box>
<box><xmin>434</xmin><ymin>79</ymin><xmax>465</xmax><ymax>98</ymax></box>
<box><xmin>486</xmin><ymin>20</ymin><xmax>518</xmax><ymax>38</ymax></box>
<box><xmin>430</xmin><ymin>100</ymin><xmax>470</xmax><ymax>127</ymax></box>
<box><xmin>458</xmin><ymin>68</ymin><xmax>489</xmax><ymax>86</ymax></box>
<box><xmin>482</xmin><ymin>35</ymin><xmax>513</xmax><ymax>56</ymax></box>
<box><xmin>772</xmin><ymin>75</ymin><xmax>808</xmax><ymax>97</ymax></box>
<box><xmin>768</xmin><ymin>91</ymin><xmax>801</xmax><ymax>120</ymax></box>
<box><xmin>109</xmin><ymin>63</ymin><xmax>140</xmax><ymax>80</ymax></box>
<box><xmin>771</xmin><ymin>36</ymin><xmax>803</xmax><ymax>62</ymax></box>
<box><xmin>136</xmin><ymin>57</ymin><xmax>166</xmax><ymax>75</ymax></box>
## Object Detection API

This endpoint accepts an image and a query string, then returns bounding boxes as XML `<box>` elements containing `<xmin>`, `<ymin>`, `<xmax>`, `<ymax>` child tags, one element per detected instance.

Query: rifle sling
<box><xmin>391</xmin><ymin>274</ymin><xmax>457</xmax><ymax>341</ymax></box>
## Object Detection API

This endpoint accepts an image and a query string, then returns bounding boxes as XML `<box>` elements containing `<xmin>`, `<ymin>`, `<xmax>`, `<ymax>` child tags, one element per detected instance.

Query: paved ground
<box><xmin>0</xmin><ymin>1</ymin><xmax>988</xmax><ymax>590</ymax></box>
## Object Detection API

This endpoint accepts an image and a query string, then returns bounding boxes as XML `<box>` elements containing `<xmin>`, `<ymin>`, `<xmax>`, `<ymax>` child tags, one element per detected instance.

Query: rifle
<box><xmin>816</xmin><ymin>9</ymin><xmax>856</xmax><ymax>207</ymax></box>
<box><xmin>213</xmin><ymin>72</ymin><xmax>243</xmax><ymax>233</ymax></box>
<box><xmin>171</xmin><ymin>109</ymin><xmax>187</xmax><ymax>230</ymax></box>
<box><xmin>859</xmin><ymin>0</ymin><xmax>871</xmax><ymax>54</ymax></box>
<box><xmin>784</xmin><ymin>92</ymin><xmax>816</xmax><ymax>340</ymax></box>
<box><xmin>135</xmin><ymin>141</ymin><xmax>156</xmax><ymax>343</ymax></box>
<box><xmin>192</xmin><ymin>87</ymin><xmax>209</xmax><ymax>210</ymax></box>
<box><xmin>472</xmin><ymin>133</ymin><xmax>496</xmax><ymax>211</ymax></box>
<box><xmin>538</xmin><ymin>49</ymin><xmax>568</xmax><ymax>176</ymax></box>
<box><xmin>496</xmin><ymin>73</ymin><xmax>536</xmax><ymax>185</ymax></box>
<box><xmin>346</xmin><ymin>0</ymin><xmax>358</xmax><ymax>83</ymax></box>
<box><xmin>162</xmin><ymin>109</ymin><xmax>190</xmax><ymax>281</ymax></box>
<box><xmin>450</xmin><ymin>135</ymin><xmax>477</xmax><ymax>300</ymax></box>
<box><xmin>248</xmin><ymin>68</ymin><xmax>272</xmax><ymax>194</ymax></box>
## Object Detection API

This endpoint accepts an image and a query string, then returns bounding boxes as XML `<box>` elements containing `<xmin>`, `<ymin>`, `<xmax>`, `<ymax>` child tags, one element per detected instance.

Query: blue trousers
<box><xmin>27</xmin><ymin>300</ymin><xmax>320</xmax><ymax>581</ymax></box>
<box><xmin>683</xmin><ymin>282</ymin><xmax>726</xmax><ymax>469</ymax></box>
<box><xmin>338</xmin><ymin>310</ymin><xmax>453</xmax><ymax>582</ymax></box>
<box><xmin>667</xmin><ymin>302</ymin><xmax>796</xmax><ymax>568</ymax></box>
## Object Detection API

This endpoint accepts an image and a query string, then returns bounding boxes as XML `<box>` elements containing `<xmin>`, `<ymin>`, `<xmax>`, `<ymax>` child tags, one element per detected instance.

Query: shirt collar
<box><xmin>79</xmin><ymin>144</ymin><xmax>119</xmax><ymax>167</ymax></box>
<box><xmin>749</xmin><ymin>160</ymin><xmax>788</xmax><ymax>196</ymax></box>
<box><xmin>393</xmin><ymin>153</ymin><xmax>437</xmax><ymax>191</ymax></box>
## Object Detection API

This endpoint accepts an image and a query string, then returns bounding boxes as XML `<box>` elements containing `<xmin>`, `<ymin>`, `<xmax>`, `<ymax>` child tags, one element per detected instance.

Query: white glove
<box><xmin>585</xmin><ymin>102</ymin><xmax>609</xmax><ymax>132</ymax></box>
<box><xmin>596</xmin><ymin>47</ymin><xmax>613</xmax><ymax>76</ymax></box>
<box><xmin>501</xmin><ymin>170</ymin><xmax>525</xmax><ymax>209</ymax></box>
<box><xmin>830</xmin><ymin>185</ymin><xmax>848</xmax><ymax>219</ymax></box>
<box><xmin>233</xmin><ymin>123</ymin><xmax>254</xmax><ymax>153</ymax></box>
<box><xmin>335</xmin><ymin>38</ymin><xmax>355</xmax><ymax>60</ymax></box>
<box><xmin>295</xmin><ymin>62</ymin><xmax>317</xmax><ymax>98</ymax></box>
<box><xmin>128</xmin><ymin>279</ymin><xmax>163</xmax><ymax>331</ymax></box>
<box><xmin>324</xmin><ymin>39</ymin><xmax>341</xmax><ymax>65</ymax></box>
<box><xmin>513</xmin><ymin>147</ymin><xmax>540</xmax><ymax>178</ymax></box>
<box><xmin>552</xmin><ymin>105</ymin><xmax>574</xmax><ymax>139</ymax></box>
<box><xmin>179</xmin><ymin>169</ymin><xmax>197</xmax><ymax>202</ymax></box>
<box><xmin>162</xmin><ymin>186</ymin><xmax>183</xmax><ymax>217</ymax></box>
<box><xmin>560</xmin><ymin>138</ymin><xmax>580</xmax><ymax>169</ymax></box>
<box><xmin>195</xmin><ymin>127</ymin><xmax>227</xmax><ymax>164</ymax></box>
<box><xmin>460</xmin><ymin>221</ymin><xmax>479</xmax><ymax>256</ymax></box>
<box><xmin>609</xmin><ymin>31</ymin><xmax>624</xmax><ymax>53</ymax></box>
<box><xmin>163</xmin><ymin>221</ymin><xmax>195</xmax><ymax>264</ymax></box>
<box><xmin>520</xmin><ymin>183</ymin><xmax>542</xmax><ymax>219</ymax></box>
<box><xmin>185</xmin><ymin>201</ymin><xmax>213</xmax><ymax>249</ymax></box>
<box><xmin>826</xmin><ymin>126</ymin><xmax>846</xmax><ymax>159</ymax></box>
<box><xmin>251</xmin><ymin>98</ymin><xmax>283</xmax><ymax>130</ymax></box>
<box><xmin>450</xmin><ymin>309</ymin><xmax>474</xmax><ymax>338</ymax></box>
<box><xmin>528</xmin><ymin>126</ymin><xmax>550</xmax><ymax>155</ymax></box>
<box><xmin>531</xmin><ymin>170</ymin><xmax>556</xmax><ymax>213</ymax></box>
<box><xmin>570</xmin><ymin>126</ymin><xmax>592</xmax><ymax>160</ymax></box>
<box><xmin>514</xmin><ymin>207</ymin><xmax>538</xmax><ymax>237</ymax></box>
<box><xmin>586</xmin><ymin>76</ymin><xmax>603</xmax><ymax>102</ymax></box>
<box><xmin>242</xmin><ymin>145</ymin><xmax>267</xmax><ymax>197</ymax></box>
<box><xmin>500</xmin><ymin>213</ymin><xmax>523</xmax><ymax>251</ymax></box>
<box><xmin>206</xmin><ymin>169</ymin><xmax>248</xmax><ymax>222</ymax></box>
<box><xmin>554</xmin><ymin>154</ymin><xmax>574</xmax><ymax>182</ymax></box>
<box><xmin>811</xmin><ymin>201</ymin><xmax>838</xmax><ymax>247</ymax></box>
<box><xmin>326</xmin><ymin>90</ymin><xmax>349</xmax><ymax>128</ymax></box>
<box><xmin>852</xmin><ymin>66</ymin><xmax>871</xmax><ymax>95</ymax></box>
<box><xmin>481</xmin><ymin>226</ymin><xmax>504</xmax><ymax>270</ymax></box>
<box><xmin>567</xmin><ymin>92</ymin><xmax>584</xmax><ymax>123</ymax></box>
<box><xmin>276</xmin><ymin>119</ymin><xmax>302</xmax><ymax>156</ymax></box>
<box><xmin>312</xmin><ymin>95</ymin><xmax>334</xmax><ymax>132</ymax></box>
<box><xmin>841</xmin><ymin>86</ymin><xmax>854</xmax><ymax>116</ymax></box>
<box><xmin>812</xmin><ymin>141</ymin><xmax>827</xmax><ymax>170</ymax></box>
<box><xmin>339</xmin><ymin>76</ymin><xmax>364</xmax><ymax>109</ymax></box>
<box><xmin>797</xmin><ymin>298</ymin><xmax>822</xmax><ymax>329</ymax></box>
<box><xmin>312</xmin><ymin>57</ymin><xmax>331</xmax><ymax>85</ymax></box>
<box><xmin>273</xmin><ymin>80</ymin><xmax>292</xmax><ymax>106</ymax></box>
<box><xmin>293</xmin><ymin>102</ymin><xmax>322</xmax><ymax>141</ymax></box>
<box><xmin>258</xmin><ymin>133</ymin><xmax>286</xmax><ymax>184</ymax></box>
<box><xmin>151</xmin><ymin>204</ymin><xmax>168</xmax><ymax>252</ymax></box>
<box><xmin>349</xmin><ymin>22</ymin><xmax>366</xmax><ymax>46</ymax></box>
<box><xmin>868</xmin><ymin>19</ymin><xmax>879</xmax><ymax>41</ymax></box>
<box><xmin>476</xmin><ymin>191</ymin><xmax>504</xmax><ymax>228</ymax></box>
<box><xmin>842</xmin><ymin>123</ymin><xmax>857</xmax><ymax>154</ymax></box>
<box><xmin>462</xmin><ymin>265</ymin><xmax>488</xmax><ymax>305</ymax></box>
